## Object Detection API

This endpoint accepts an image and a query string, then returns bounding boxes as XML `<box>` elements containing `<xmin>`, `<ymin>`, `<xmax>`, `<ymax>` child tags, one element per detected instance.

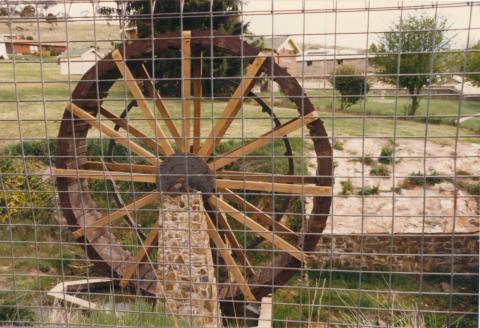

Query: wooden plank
<box><xmin>215</xmin><ymin>179</ymin><xmax>331</xmax><ymax>196</ymax></box>
<box><xmin>209</xmin><ymin>111</ymin><xmax>319</xmax><ymax>171</ymax></box>
<box><xmin>192</xmin><ymin>52</ymin><xmax>203</xmax><ymax>153</ymax></box>
<box><xmin>119</xmin><ymin>225</ymin><xmax>159</xmax><ymax>289</ymax></box>
<box><xmin>204</xmin><ymin>212</ymin><xmax>256</xmax><ymax>301</ymax></box>
<box><xmin>220</xmin><ymin>188</ymin><xmax>297</xmax><ymax>243</ymax></box>
<box><xmin>140</xmin><ymin>65</ymin><xmax>182</xmax><ymax>148</ymax></box>
<box><xmin>197</xmin><ymin>55</ymin><xmax>266</xmax><ymax>157</ymax></box>
<box><xmin>66</xmin><ymin>103</ymin><xmax>160</xmax><ymax>166</ymax></box>
<box><xmin>53</xmin><ymin>168</ymin><xmax>156</xmax><ymax>184</ymax></box>
<box><xmin>209</xmin><ymin>196</ymin><xmax>307</xmax><ymax>263</ymax></box>
<box><xmin>215</xmin><ymin>171</ymin><xmax>318</xmax><ymax>185</ymax></box>
<box><xmin>111</xmin><ymin>49</ymin><xmax>174</xmax><ymax>156</ymax></box>
<box><xmin>181</xmin><ymin>31</ymin><xmax>192</xmax><ymax>152</ymax></box>
<box><xmin>211</xmin><ymin>209</ymin><xmax>255</xmax><ymax>277</ymax></box>
<box><xmin>84</xmin><ymin>161</ymin><xmax>158</xmax><ymax>174</ymax></box>
<box><xmin>99</xmin><ymin>106</ymin><xmax>159</xmax><ymax>151</ymax></box>
<box><xmin>72</xmin><ymin>192</ymin><xmax>159</xmax><ymax>239</ymax></box>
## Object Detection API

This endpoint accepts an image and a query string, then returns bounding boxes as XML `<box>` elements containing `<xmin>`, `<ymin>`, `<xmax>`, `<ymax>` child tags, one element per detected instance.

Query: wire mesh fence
<box><xmin>0</xmin><ymin>0</ymin><xmax>479</xmax><ymax>327</ymax></box>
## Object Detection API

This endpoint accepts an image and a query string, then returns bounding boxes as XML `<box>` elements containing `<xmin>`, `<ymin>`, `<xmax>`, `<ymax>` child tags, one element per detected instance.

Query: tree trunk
<box><xmin>409</xmin><ymin>92</ymin><xmax>420</xmax><ymax>116</ymax></box>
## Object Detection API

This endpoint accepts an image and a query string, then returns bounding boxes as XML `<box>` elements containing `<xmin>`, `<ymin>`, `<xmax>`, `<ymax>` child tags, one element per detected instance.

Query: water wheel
<box><xmin>54</xmin><ymin>30</ymin><xmax>333</xmax><ymax>303</ymax></box>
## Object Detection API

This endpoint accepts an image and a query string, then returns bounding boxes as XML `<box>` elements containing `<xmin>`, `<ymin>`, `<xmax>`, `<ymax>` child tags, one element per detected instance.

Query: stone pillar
<box><xmin>157</xmin><ymin>193</ymin><xmax>220</xmax><ymax>327</ymax></box>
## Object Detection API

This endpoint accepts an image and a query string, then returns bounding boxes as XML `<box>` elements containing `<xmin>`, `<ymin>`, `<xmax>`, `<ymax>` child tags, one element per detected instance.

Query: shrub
<box><xmin>378</xmin><ymin>146</ymin><xmax>393</xmax><ymax>165</ymax></box>
<box><xmin>464</xmin><ymin>183</ymin><xmax>480</xmax><ymax>195</ymax></box>
<box><xmin>370</xmin><ymin>164</ymin><xmax>390</xmax><ymax>177</ymax></box>
<box><xmin>340</xmin><ymin>180</ymin><xmax>353</xmax><ymax>195</ymax></box>
<box><xmin>358</xmin><ymin>184</ymin><xmax>380</xmax><ymax>195</ymax></box>
<box><xmin>333</xmin><ymin>140</ymin><xmax>344</xmax><ymax>151</ymax></box>
<box><xmin>404</xmin><ymin>170</ymin><xmax>444</xmax><ymax>187</ymax></box>
<box><xmin>329</xmin><ymin>65</ymin><xmax>370</xmax><ymax>110</ymax></box>
<box><xmin>0</xmin><ymin>158</ymin><xmax>55</xmax><ymax>224</ymax></box>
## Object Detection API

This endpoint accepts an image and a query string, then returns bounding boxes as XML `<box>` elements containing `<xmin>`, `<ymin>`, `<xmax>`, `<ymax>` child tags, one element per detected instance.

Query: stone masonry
<box><xmin>157</xmin><ymin>193</ymin><xmax>220</xmax><ymax>327</ymax></box>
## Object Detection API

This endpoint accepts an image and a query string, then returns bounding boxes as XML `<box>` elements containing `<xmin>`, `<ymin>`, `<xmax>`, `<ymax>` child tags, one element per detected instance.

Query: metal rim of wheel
<box><xmin>54</xmin><ymin>30</ymin><xmax>333</xmax><ymax>303</ymax></box>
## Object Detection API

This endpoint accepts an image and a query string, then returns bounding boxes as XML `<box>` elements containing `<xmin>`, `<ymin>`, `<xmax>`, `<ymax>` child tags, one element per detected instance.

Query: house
<box><xmin>297</xmin><ymin>48</ymin><xmax>376</xmax><ymax>78</ymax></box>
<box><xmin>2</xmin><ymin>35</ymin><xmax>66</xmax><ymax>55</ymax></box>
<box><xmin>57</xmin><ymin>48</ymin><xmax>104</xmax><ymax>75</ymax></box>
<box><xmin>246</xmin><ymin>35</ymin><xmax>302</xmax><ymax>76</ymax></box>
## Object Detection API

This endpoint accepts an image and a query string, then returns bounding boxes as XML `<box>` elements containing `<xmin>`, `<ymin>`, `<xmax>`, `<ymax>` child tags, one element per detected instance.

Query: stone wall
<box><xmin>314</xmin><ymin>233</ymin><xmax>479</xmax><ymax>273</ymax></box>
<box><xmin>157</xmin><ymin>193</ymin><xmax>220</xmax><ymax>327</ymax></box>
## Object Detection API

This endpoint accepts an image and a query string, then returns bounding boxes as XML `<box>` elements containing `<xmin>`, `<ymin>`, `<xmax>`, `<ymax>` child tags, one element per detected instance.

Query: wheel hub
<box><xmin>157</xmin><ymin>152</ymin><xmax>215</xmax><ymax>194</ymax></box>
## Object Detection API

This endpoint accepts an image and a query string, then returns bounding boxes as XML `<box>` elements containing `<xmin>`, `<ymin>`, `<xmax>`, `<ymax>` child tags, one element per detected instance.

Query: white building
<box><xmin>57</xmin><ymin>48</ymin><xmax>104</xmax><ymax>75</ymax></box>
<box><xmin>0</xmin><ymin>37</ymin><xmax>9</xmax><ymax>59</ymax></box>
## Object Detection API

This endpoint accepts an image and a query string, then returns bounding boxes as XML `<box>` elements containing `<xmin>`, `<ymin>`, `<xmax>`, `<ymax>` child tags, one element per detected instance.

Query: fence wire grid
<box><xmin>0</xmin><ymin>0</ymin><xmax>479</xmax><ymax>327</ymax></box>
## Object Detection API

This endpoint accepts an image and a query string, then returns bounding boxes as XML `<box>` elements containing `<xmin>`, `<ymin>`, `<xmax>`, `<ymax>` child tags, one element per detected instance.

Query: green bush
<box><xmin>369</xmin><ymin>164</ymin><xmax>390</xmax><ymax>177</ymax></box>
<box><xmin>378</xmin><ymin>146</ymin><xmax>393</xmax><ymax>165</ymax></box>
<box><xmin>464</xmin><ymin>183</ymin><xmax>480</xmax><ymax>195</ymax></box>
<box><xmin>358</xmin><ymin>184</ymin><xmax>380</xmax><ymax>195</ymax></box>
<box><xmin>329</xmin><ymin>65</ymin><xmax>370</xmax><ymax>110</ymax></box>
<box><xmin>340</xmin><ymin>179</ymin><xmax>353</xmax><ymax>195</ymax></box>
<box><xmin>0</xmin><ymin>158</ymin><xmax>54</xmax><ymax>224</ymax></box>
<box><xmin>404</xmin><ymin>170</ymin><xmax>445</xmax><ymax>187</ymax></box>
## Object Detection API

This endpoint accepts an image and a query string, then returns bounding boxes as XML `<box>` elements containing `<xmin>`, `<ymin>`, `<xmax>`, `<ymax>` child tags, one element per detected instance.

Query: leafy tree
<box><xmin>46</xmin><ymin>13</ymin><xmax>57</xmax><ymax>26</ymax></box>
<box><xmin>19</xmin><ymin>5</ymin><xmax>36</xmax><ymax>18</ymax></box>
<box><xmin>124</xmin><ymin>0</ymin><xmax>248</xmax><ymax>96</ymax></box>
<box><xmin>329</xmin><ymin>65</ymin><xmax>370</xmax><ymax>110</ymax></box>
<box><xmin>466</xmin><ymin>42</ymin><xmax>480</xmax><ymax>86</ymax></box>
<box><xmin>369</xmin><ymin>15</ymin><xmax>450</xmax><ymax>115</ymax></box>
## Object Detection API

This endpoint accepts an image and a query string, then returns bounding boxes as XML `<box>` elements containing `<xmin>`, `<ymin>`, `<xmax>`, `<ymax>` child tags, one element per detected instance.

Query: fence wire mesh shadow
<box><xmin>0</xmin><ymin>1</ymin><xmax>478</xmax><ymax>327</ymax></box>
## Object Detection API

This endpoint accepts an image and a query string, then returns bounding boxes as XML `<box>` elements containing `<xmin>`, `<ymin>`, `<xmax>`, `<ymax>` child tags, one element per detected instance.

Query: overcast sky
<box><xmin>242</xmin><ymin>0</ymin><xmax>480</xmax><ymax>49</ymax></box>
<box><xmin>12</xmin><ymin>0</ymin><xmax>480</xmax><ymax>49</ymax></box>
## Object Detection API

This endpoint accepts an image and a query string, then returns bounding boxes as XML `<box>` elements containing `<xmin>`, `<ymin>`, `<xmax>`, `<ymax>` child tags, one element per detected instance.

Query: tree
<box><xmin>466</xmin><ymin>42</ymin><xmax>480</xmax><ymax>86</ymax></box>
<box><xmin>19</xmin><ymin>5</ymin><xmax>36</xmax><ymax>18</ymax></box>
<box><xmin>124</xmin><ymin>0</ymin><xmax>248</xmax><ymax>96</ymax></box>
<box><xmin>329</xmin><ymin>65</ymin><xmax>370</xmax><ymax>110</ymax></box>
<box><xmin>46</xmin><ymin>13</ymin><xmax>57</xmax><ymax>26</ymax></box>
<box><xmin>369</xmin><ymin>15</ymin><xmax>450</xmax><ymax>116</ymax></box>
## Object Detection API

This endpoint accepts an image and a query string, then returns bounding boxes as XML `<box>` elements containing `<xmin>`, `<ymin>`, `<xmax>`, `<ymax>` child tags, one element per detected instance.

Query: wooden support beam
<box><xmin>65</xmin><ymin>103</ymin><xmax>160</xmax><ymax>166</ymax></box>
<box><xmin>53</xmin><ymin>168</ymin><xmax>156</xmax><ymax>184</ymax></box>
<box><xmin>209</xmin><ymin>111</ymin><xmax>319</xmax><ymax>171</ymax></box>
<box><xmin>119</xmin><ymin>225</ymin><xmax>159</xmax><ymax>289</ymax></box>
<box><xmin>99</xmin><ymin>106</ymin><xmax>159</xmax><ymax>151</ymax></box>
<box><xmin>84</xmin><ymin>161</ymin><xmax>158</xmax><ymax>174</ymax></box>
<box><xmin>192</xmin><ymin>52</ymin><xmax>203</xmax><ymax>153</ymax></box>
<box><xmin>204</xmin><ymin>212</ymin><xmax>256</xmax><ymax>301</ymax></box>
<box><xmin>112</xmin><ymin>49</ymin><xmax>174</xmax><ymax>156</ymax></box>
<box><xmin>209</xmin><ymin>196</ymin><xmax>307</xmax><ymax>263</ymax></box>
<box><xmin>210</xmin><ymin>209</ymin><xmax>255</xmax><ymax>277</ymax></box>
<box><xmin>140</xmin><ymin>65</ymin><xmax>182</xmax><ymax>148</ymax></box>
<box><xmin>215</xmin><ymin>179</ymin><xmax>331</xmax><ymax>196</ymax></box>
<box><xmin>215</xmin><ymin>171</ymin><xmax>318</xmax><ymax>185</ymax></box>
<box><xmin>71</xmin><ymin>192</ymin><xmax>159</xmax><ymax>239</ymax></box>
<box><xmin>220</xmin><ymin>188</ymin><xmax>297</xmax><ymax>243</ymax></box>
<box><xmin>181</xmin><ymin>31</ymin><xmax>192</xmax><ymax>152</ymax></box>
<box><xmin>197</xmin><ymin>55</ymin><xmax>266</xmax><ymax>157</ymax></box>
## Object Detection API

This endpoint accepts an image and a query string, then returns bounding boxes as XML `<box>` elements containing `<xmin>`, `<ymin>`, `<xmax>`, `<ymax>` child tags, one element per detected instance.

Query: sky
<box><xmin>8</xmin><ymin>0</ymin><xmax>480</xmax><ymax>49</ymax></box>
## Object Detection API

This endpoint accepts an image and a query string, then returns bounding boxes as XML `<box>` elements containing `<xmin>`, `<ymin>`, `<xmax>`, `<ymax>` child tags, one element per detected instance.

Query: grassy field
<box><xmin>0</xmin><ymin>41</ymin><xmax>478</xmax><ymax>326</ymax></box>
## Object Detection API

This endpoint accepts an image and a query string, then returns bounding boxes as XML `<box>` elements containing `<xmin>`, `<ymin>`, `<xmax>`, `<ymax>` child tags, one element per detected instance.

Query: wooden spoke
<box><xmin>216</xmin><ymin>171</ymin><xmax>318</xmax><ymax>185</ymax></box>
<box><xmin>197</xmin><ymin>55</ymin><xmax>266</xmax><ymax>157</ymax></box>
<box><xmin>99</xmin><ymin>106</ymin><xmax>160</xmax><ymax>151</ymax></box>
<box><xmin>208</xmin><ymin>196</ymin><xmax>307</xmax><ymax>263</ymax></box>
<box><xmin>210</xmin><ymin>209</ymin><xmax>255</xmax><ymax>276</ymax></box>
<box><xmin>192</xmin><ymin>52</ymin><xmax>203</xmax><ymax>153</ymax></box>
<box><xmin>72</xmin><ymin>192</ymin><xmax>159</xmax><ymax>239</ymax></box>
<box><xmin>204</xmin><ymin>212</ymin><xmax>256</xmax><ymax>301</ymax></box>
<box><xmin>66</xmin><ymin>103</ymin><xmax>160</xmax><ymax>166</ymax></box>
<box><xmin>112</xmin><ymin>49</ymin><xmax>174</xmax><ymax>156</ymax></box>
<box><xmin>84</xmin><ymin>161</ymin><xmax>157</xmax><ymax>174</ymax></box>
<box><xmin>219</xmin><ymin>188</ymin><xmax>296</xmax><ymax>243</ymax></box>
<box><xmin>181</xmin><ymin>30</ymin><xmax>192</xmax><ymax>152</ymax></box>
<box><xmin>140</xmin><ymin>65</ymin><xmax>182</xmax><ymax>148</ymax></box>
<box><xmin>209</xmin><ymin>111</ymin><xmax>319</xmax><ymax>171</ymax></box>
<box><xmin>119</xmin><ymin>224</ymin><xmax>159</xmax><ymax>289</ymax></box>
<box><xmin>53</xmin><ymin>168</ymin><xmax>156</xmax><ymax>184</ymax></box>
<box><xmin>215</xmin><ymin>179</ymin><xmax>331</xmax><ymax>196</ymax></box>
